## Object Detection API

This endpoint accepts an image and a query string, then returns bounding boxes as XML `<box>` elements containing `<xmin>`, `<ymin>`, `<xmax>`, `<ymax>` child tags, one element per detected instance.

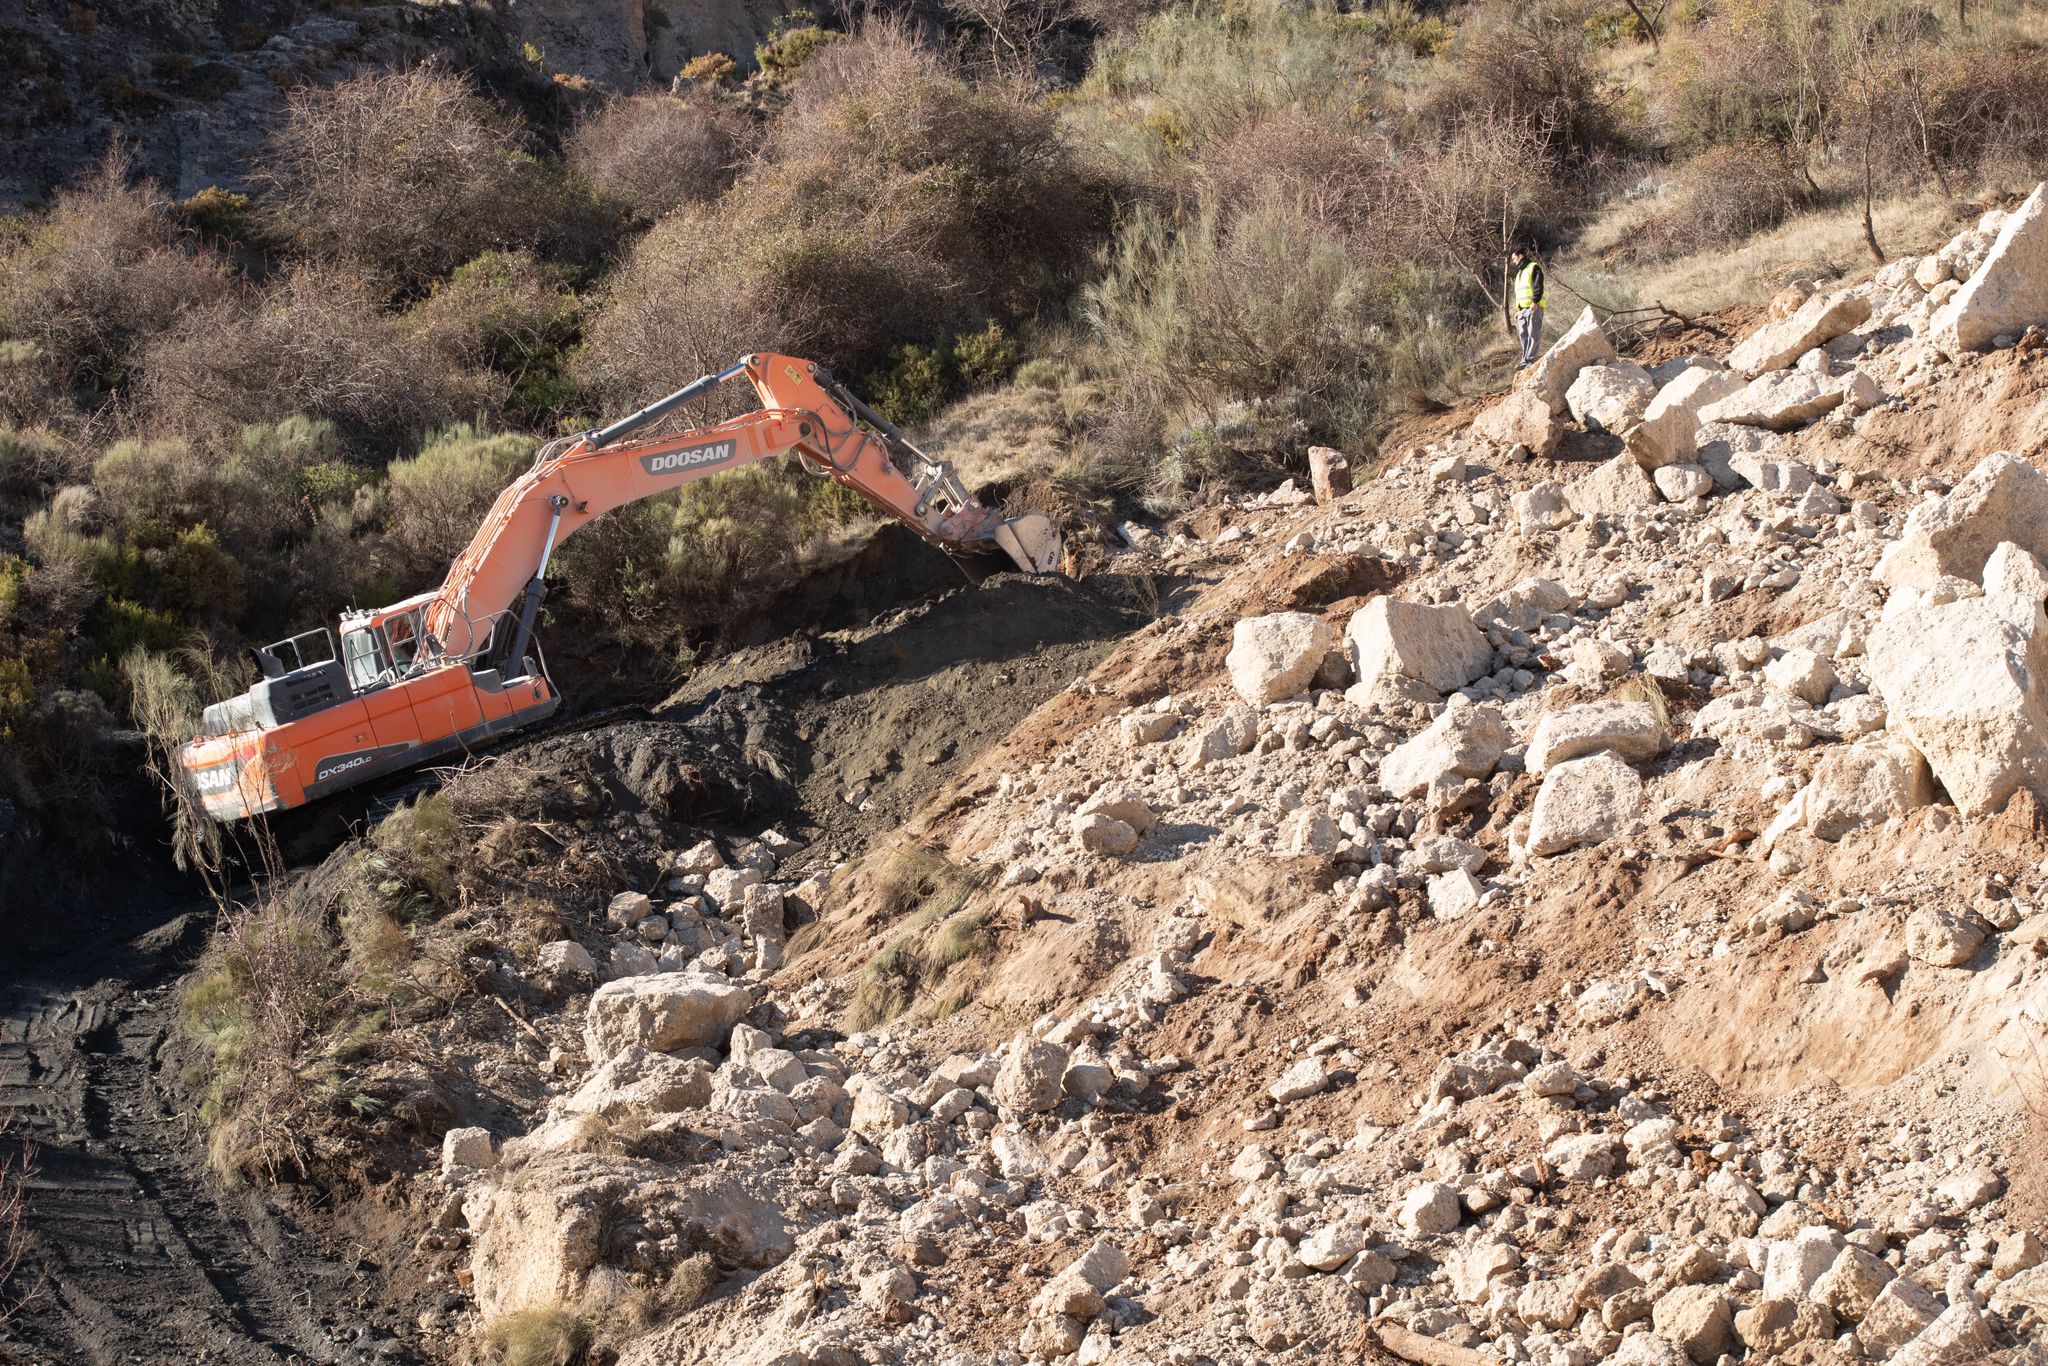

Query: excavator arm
<box><xmin>424</xmin><ymin>352</ymin><xmax>1060</xmax><ymax>657</ymax></box>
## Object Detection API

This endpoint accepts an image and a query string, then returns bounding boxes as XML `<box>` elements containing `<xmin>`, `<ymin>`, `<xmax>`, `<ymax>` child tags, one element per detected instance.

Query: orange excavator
<box><xmin>177</xmin><ymin>353</ymin><xmax>1061</xmax><ymax>821</ymax></box>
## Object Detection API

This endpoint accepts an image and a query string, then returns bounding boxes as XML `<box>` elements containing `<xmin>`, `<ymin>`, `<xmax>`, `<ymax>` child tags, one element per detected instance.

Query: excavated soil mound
<box><xmin>659</xmin><ymin>572</ymin><xmax>1146</xmax><ymax>854</ymax></box>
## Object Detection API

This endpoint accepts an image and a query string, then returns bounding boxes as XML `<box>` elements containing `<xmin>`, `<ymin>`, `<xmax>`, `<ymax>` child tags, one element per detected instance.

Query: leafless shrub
<box><xmin>1426</xmin><ymin>3</ymin><xmax>1628</xmax><ymax>166</ymax></box>
<box><xmin>257</xmin><ymin>66</ymin><xmax>575</xmax><ymax>292</ymax></box>
<box><xmin>0</xmin><ymin>1109</ymin><xmax>43</xmax><ymax>1327</ymax></box>
<box><xmin>139</xmin><ymin>264</ymin><xmax>496</xmax><ymax>453</ymax></box>
<box><xmin>582</xmin><ymin>23</ymin><xmax>1109</xmax><ymax>401</ymax></box>
<box><xmin>1398</xmin><ymin>114</ymin><xmax>1574</xmax><ymax>305</ymax></box>
<box><xmin>0</xmin><ymin>149</ymin><xmax>231</xmax><ymax>404</ymax></box>
<box><xmin>1632</xmin><ymin>143</ymin><xmax>1815</xmax><ymax>262</ymax></box>
<box><xmin>1194</xmin><ymin>115</ymin><xmax>1404</xmax><ymax>243</ymax></box>
<box><xmin>565</xmin><ymin>94</ymin><xmax>751</xmax><ymax>224</ymax></box>
<box><xmin>943</xmin><ymin>0</ymin><xmax>1080</xmax><ymax>82</ymax></box>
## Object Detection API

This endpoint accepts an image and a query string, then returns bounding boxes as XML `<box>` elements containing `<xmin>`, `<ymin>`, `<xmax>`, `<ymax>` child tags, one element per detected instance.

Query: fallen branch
<box><xmin>491</xmin><ymin>994</ymin><xmax>548</xmax><ymax>1046</ymax></box>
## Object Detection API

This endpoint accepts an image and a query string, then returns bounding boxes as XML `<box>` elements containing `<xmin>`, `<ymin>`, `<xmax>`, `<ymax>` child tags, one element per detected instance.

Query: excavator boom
<box><xmin>176</xmin><ymin>354</ymin><xmax>1061</xmax><ymax>820</ymax></box>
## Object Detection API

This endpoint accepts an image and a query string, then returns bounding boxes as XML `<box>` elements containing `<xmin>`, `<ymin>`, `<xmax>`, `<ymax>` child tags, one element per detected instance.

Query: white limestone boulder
<box><xmin>1526</xmin><ymin>752</ymin><xmax>1644</xmax><ymax>856</ymax></box>
<box><xmin>1875</xmin><ymin>452</ymin><xmax>2048</xmax><ymax>591</ymax></box>
<box><xmin>1525</xmin><ymin>700</ymin><xmax>1669</xmax><ymax>774</ymax></box>
<box><xmin>584</xmin><ymin>972</ymin><xmax>751</xmax><ymax>1060</ymax></box>
<box><xmin>1931</xmin><ymin>182</ymin><xmax>2048</xmax><ymax>356</ymax></box>
<box><xmin>1730</xmin><ymin>289</ymin><xmax>1873</xmax><ymax>376</ymax></box>
<box><xmin>1346</xmin><ymin>598</ymin><xmax>1491</xmax><ymax>700</ymax></box>
<box><xmin>1379</xmin><ymin>703</ymin><xmax>1509</xmax><ymax>797</ymax></box>
<box><xmin>1526</xmin><ymin>306</ymin><xmax>1617</xmax><ymax>413</ymax></box>
<box><xmin>1866</xmin><ymin>592</ymin><xmax>2048</xmax><ymax>816</ymax></box>
<box><xmin>1697</xmin><ymin>370</ymin><xmax>1844</xmax><ymax>431</ymax></box>
<box><xmin>1566</xmin><ymin>361</ymin><xmax>1656</xmax><ymax>433</ymax></box>
<box><xmin>1226</xmin><ymin>612</ymin><xmax>1336</xmax><ymax>705</ymax></box>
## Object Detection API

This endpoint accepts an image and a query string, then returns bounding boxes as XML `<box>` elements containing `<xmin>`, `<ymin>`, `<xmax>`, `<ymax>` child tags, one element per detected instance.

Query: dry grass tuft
<box><xmin>485</xmin><ymin>1303</ymin><xmax>591</xmax><ymax>1366</ymax></box>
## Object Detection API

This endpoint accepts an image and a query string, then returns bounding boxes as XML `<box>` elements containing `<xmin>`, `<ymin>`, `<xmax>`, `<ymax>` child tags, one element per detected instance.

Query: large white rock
<box><xmin>584</xmin><ymin>973</ymin><xmax>751</xmax><ymax>1060</ymax></box>
<box><xmin>1515</xmin><ymin>481</ymin><xmax>1575</xmax><ymax>532</ymax></box>
<box><xmin>442</xmin><ymin>1126</ymin><xmax>497</xmax><ymax>1174</ymax></box>
<box><xmin>1471</xmin><ymin>385</ymin><xmax>1562</xmax><ymax>457</ymax></box>
<box><xmin>1984</xmin><ymin>540</ymin><xmax>2048</xmax><ymax>601</ymax></box>
<box><xmin>1695</xmin><ymin>422</ymin><xmax>1785</xmax><ymax>493</ymax></box>
<box><xmin>1930</xmin><ymin>182</ymin><xmax>2048</xmax><ymax>356</ymax></box>
<box><xmin>1810</xmin><ymin>1244</ymin><xmax>1895</xmax><ymax>1322</ymax></box>
<box><xmin>1888</xmin><ymin>1301</ymin><xmax>2000</xmax><ymax>1366</ymax></box>
<box><xmin>1527</xmin><ymin>306</ymin><xmax>1617</xmax><ymax>413</ymax></box>
<box><xmin>1399</xmin><ymin>1181</ymin><xmax>1462</xmax><ymax>1235</ymax></box>
<box><xmin>1526</xmin><ymin>752</ymin><xmax>1644</xmax><ymax>856</ymax></box>
<box><xmin>1763</xmin><ymin>647</ymin><xmax>1836</xmax><ymax>705</ymax></box>
<box><xmin>1566</xmin><ymin>361</ymin><xmax>1656</xmax><ymax>432</ymax></box>
<box><xmin>1875</xmin><ymin>452</ymin><xmax>2048</xmax><ymax>591</ymax></box>
<box><xmin>564</xmin><ymin>1044</ymin><xmax>714</xmax><ymax>1118</ymax></box>
<box><xmin>1697</xmin><ymin>370</ymin><xmax>1844</xmax><ymax>430</ymax></box>
<box><xmin>993</xmin><ymin>1036</ymin><xmax>1069</xmax><ymax>1114</ymax></box>
<box><xmin>1652</xmin><ymin>463</ymin><xmax>1713</xmax><ymax>502</ymax></box>
<box><xmin>1798</xmin><ymin>741</ymin><xmax>1935</xmax><ymax>841</ymax></box>
<box><xmin>1525</xmin><ymin>700</ymin><xmax>1670</xmax><ymax>773</ymax></box>
<box><xmin>1866</xmin><ymin>593</ymin><xmax>2048</xmax><ymax>816</ymax></box>
<box><xmin>1568</xmin><ymin>453</ymin><xmax>1661</xmax><ymax>517</ymax></box>
<box><xmin>1730</xmin><ymin>289</ymin><xmax>1873</xmax><ymax>376</ymax></box>
<box><xmin>1379</xmin><ymin>704</ymin><xmax>1508</xmax><ymax>796</ymax></box>
<box><xmin>1475</xmin><ymin>576</ymin><xmax>1578</xmax><ymax>632</ymax></box>
<box><xmin>1226</xmin><ymin>612</ymin><xmax>1336</xmax><ymax>705</ymax></box>
<box><xmin>1858</xmin><ymin>1276</ymin><xmax>1942</xmax><ymax>1358</ymax></box>
<box><xmin>467</xmin><ymin>1156</ymin><xmax>788</xmax><ymax>1319</ymax></box>
<box><xmin>1628</xmin><ymin>366</ymin><xmax>1750</xmax><ymax>470</ymax></box>
<box><xmin>1346</xmin><ymin>598</ymin><xmax>1491</xmax><ymax>699</ymax></box>
<box><xmin>1763</xmin><ymin>1228</ymin><xmax>1843</xmax><ymax>1300</ymax></box>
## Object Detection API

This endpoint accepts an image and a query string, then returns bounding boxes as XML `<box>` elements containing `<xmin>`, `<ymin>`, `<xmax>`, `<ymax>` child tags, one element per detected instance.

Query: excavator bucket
<box><xmin>990</xmin><ymin>514</ymin><xmax>1063</xmax><ymax>575</ymax></box>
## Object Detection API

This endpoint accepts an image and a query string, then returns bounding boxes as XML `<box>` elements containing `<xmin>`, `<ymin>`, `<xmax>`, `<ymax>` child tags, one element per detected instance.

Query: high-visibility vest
<box><xmin>1514</xmin><ymin>261</ymin><xmax>1544</xmax><ymax>310</ymax></box>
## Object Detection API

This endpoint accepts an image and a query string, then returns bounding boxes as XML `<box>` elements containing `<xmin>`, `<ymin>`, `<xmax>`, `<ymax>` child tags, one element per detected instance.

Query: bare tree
<box><xmin>1399</xmin><ymin>115</ymin><xmax>1556</xmax><ymax>330</ymax></box>
<box><xmin>942</xmin><ymin>0</ymin><xmax>1075</xmax><ymax>83</ymax></box>
<box><xmin>1620</xmin><ymin>0</ymin><xmax>1673</xmax><ymax>52</ymax></box>
<box><xmin>1835</xmin><ymin>2</ymin><xmax>1945</xmax><ymax>263</ymax></box>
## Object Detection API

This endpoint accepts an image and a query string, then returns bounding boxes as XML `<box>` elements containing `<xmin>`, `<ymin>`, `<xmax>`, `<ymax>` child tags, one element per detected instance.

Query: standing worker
<box><xmin>1511</xmin><ymin>245</ymin><xmax>1546</xmax><ymax>368</ymax></box>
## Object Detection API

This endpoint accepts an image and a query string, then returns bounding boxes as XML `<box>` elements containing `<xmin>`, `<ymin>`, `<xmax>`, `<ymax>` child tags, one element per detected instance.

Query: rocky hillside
<box><xmin>0</xmin><ymin>0</ymin><xmax>806</xmax><ymax>205</ymax></box>
<box><xmin>113</xmin><ymin>185</ymin><xmax>2048</xmax><ymax>1366</ymax></box>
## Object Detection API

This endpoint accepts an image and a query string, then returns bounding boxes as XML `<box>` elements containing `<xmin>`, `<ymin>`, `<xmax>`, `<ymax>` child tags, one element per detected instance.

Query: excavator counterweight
<box><xmin>177</xmin><ymin>354</ymin><xmax>1062</xmax><ymax>821</ymax></box>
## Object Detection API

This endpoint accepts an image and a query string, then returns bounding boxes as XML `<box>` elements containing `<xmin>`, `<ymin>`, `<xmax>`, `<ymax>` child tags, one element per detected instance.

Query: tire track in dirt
<box><xmin>0</xmin><ymin>917</ymin><xmax>383</xmax><ymax>1365</ymax></box>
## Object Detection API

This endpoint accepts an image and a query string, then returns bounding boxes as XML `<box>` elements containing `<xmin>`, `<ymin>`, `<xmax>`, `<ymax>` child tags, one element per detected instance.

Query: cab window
<box><xmin>342</xmin><ymin>628</ymin><xmax>383</xmax><ymax>691</ymax></box>
<box><xmin>385</xmin><ymin>609</ymin><xmax>423</xmax><ymax>670</ymax></box>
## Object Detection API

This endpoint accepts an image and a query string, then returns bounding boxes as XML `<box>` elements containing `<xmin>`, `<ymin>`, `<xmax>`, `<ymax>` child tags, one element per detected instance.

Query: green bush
<box><xmin>1070</xmin><ymin>1</ymin><xmax>1384</xmax><ymax>181</ymax></box>
<box><xmin>407</xmin><ymin>251</ymin><xmax>581</xmax><ymax>427</ymax></box>
<box><xmin>380</xmin><ymin>425</ymin><xmax>539</xmax><ymax>587</ymax></box>
<box><xmin>1338</xmin><ymin>2</ymin><xmax>1455</xmax><ymax>57</ymax></box>
<box><xmin>861</xmin><ymin>323</ymin><xmax>1019</xmax><ymax>425</ymax></box>
<box><xmin>757</xmin><ymin>14</ymin><xmax>844</xmax><ymax>73</ymax></box>
<box><xmin>1085</xmin><ymin>193</ymin><xmax>1455</xmax><ymax>498</ymax></box>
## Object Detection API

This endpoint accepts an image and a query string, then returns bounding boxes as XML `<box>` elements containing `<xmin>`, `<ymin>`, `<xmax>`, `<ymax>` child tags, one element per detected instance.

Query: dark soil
<box><xmin>660</xmin><ymin>571</ymin><xmax>1147</xmax><ymax>859</ymax></box>
<box><xmin>0</xmin><ymin>852</ymin><xmax>398</xmax><ymax>1365</ymax></box>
